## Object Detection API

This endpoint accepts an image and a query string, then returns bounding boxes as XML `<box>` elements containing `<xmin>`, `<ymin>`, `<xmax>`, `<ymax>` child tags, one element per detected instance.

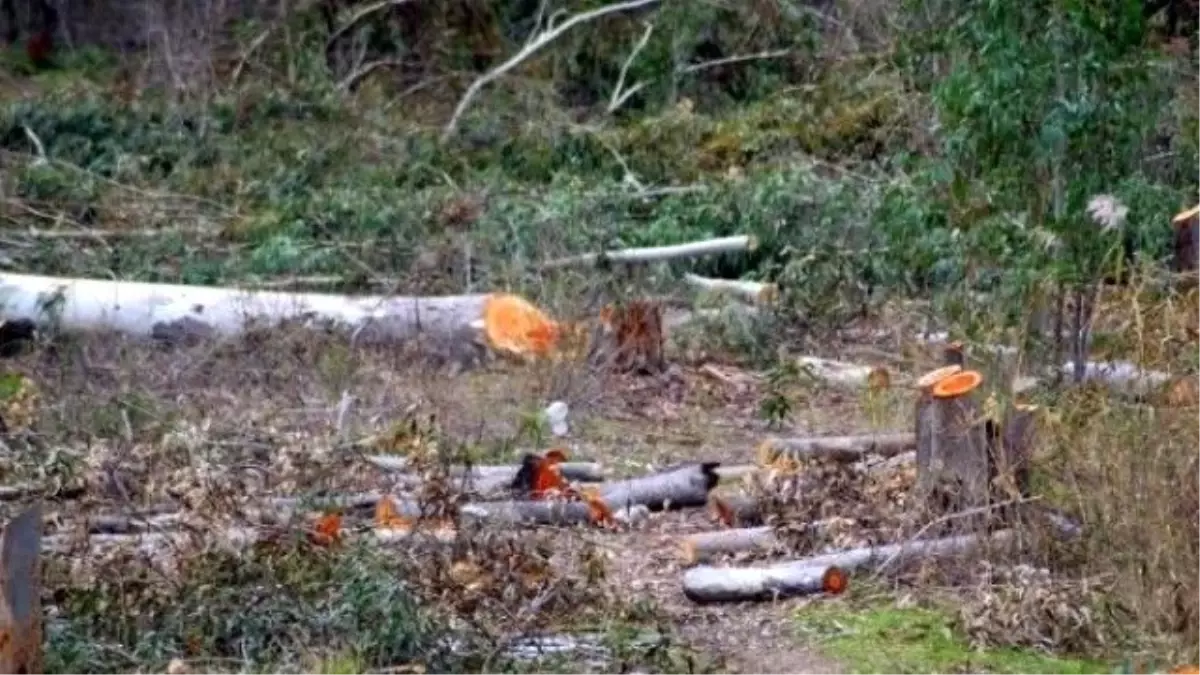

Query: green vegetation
<box><xmin>794</xmin><ymin>600</ymin><xmax>1111</xmax><ymax>674</ymax></box>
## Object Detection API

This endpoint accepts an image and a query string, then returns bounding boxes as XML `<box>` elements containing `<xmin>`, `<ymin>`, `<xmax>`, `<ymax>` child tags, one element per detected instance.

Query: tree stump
<box><xmin>1172</xmin><ymin>205</ymin><xmax>1199</xmax><ymax>281</ymax></box>
<box><xmin>919</xmin><ymin>370</ymin><xmax>991</xmax><ymax>526</ymax></box>
<box><xmin>0</xmin><ymin>502</ymin><xmax>43</xmax><ymax>674</ymax></box>
<box><xmin>913</xmin><ymin>364</ymin><xmax>964</xmax><ymax>500</ymax></box>
<box><xmin>995</xmin><ymin>402</ymin><xmax>1037</xmax><ymax>500</ymax></box>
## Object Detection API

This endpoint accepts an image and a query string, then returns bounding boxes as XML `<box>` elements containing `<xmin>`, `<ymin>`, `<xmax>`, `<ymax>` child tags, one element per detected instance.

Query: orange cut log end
<box><xmin>1168</xmin><ymin>666</ymin><xmax>1200</xmax><ymax>674</ymax></box>
<box><xmin>543</xmin><ymin>448</ymin><xmax>569</xmax><ymax>464</ymax></box>
<box><xmin>310</xmin><ymin>512</ymin><xmax>343</xmax><ymax>547</ymax></box>
<box><xmin>482</xmin><ymin>293</ymin><xmax>563</xmax><ymax>359</ymax></box>
<box><xmin>931</xmin><ymin>369</ymin><xmax>984</xmax><ymax>399</ymax></box>
<box><xmin>821</xmin><ymin>566</ymin><xmax>849</xmax><ymax>595</ymax></box>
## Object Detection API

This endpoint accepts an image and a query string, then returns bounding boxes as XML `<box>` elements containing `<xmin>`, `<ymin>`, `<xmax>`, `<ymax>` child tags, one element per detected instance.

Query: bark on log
<box><xmin>538</xmin><ymin>235</ymin><xmax>755</xmax><ymax>270</ymax></box>
<box><xmin>682</xmin><ymin>274</ymin><xmax>778</xmax><ymax>306</ymax></box>
<box><xmin>0</xmin><ymin>272</ymin><xmax>495</xmax><ymax>349</ymax></box>
<box><xmin>459</xmin><ymin>500</ymin><xmax>596</xmax><ymax>526</ymax></box>
<box><xmin>365</xmin><ymin>456</ymin><xmax>606</xmax><ymax>483</ymax></box>
<box><xmin>682</xmin><ymin>530</ymin><xmax>1014</xmax><ymax>604</ymax></box>
<box><xmin>0</xmin><ymin>503</ymin><xmax>43</xmax><ymax>674</ymax></box>
<box><xmin>708</xmin><ymin>494</ymin><xmax>762</xmax><ymax>527</ymax></box>
<box><xmin>598</xmin><ymin>462</ymin><xmax>720</xmax><ymax>511</ymax></box>
<box><xmin>759</xmin><ymin>432</ymin><xmax>915</xmax><ymax>464</ymax></box>
<box><xmin>796</xmin><ymin>356</ymin><xmax>891</xmax><ymax>390</ymax></box>
<box><xmin>680</xmin><ymin>526</ymin><xmax>779</xmax><ymax>564</ymax></box>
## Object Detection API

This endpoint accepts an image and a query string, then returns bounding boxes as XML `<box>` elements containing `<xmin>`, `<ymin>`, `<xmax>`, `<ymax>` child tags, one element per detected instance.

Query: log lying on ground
<box><xmin>366</xmin><ymin>455</ymin><xmax>606</xmax><ymax>483</ymax></box>
<box><xmin>460</xmin><ymin>500</ymin><xmax>596</xmax><ymax>526</ymax></box>
<box><xmin>0</xmin><ymin>273</ymin><xmax>496</xmax><ymax>347</ymax></box>
<box><xmin>708</xmin><ymin>494</ymin><xmax>762</xmax><ymax>526</ymax></box>
<box><xmin>682</xmin><ymin>518</ymin><xmax>848</xmax><ymax>565</ymax></box>
<box><xmin>682</xmin><ymin>274</ymin><xmax>778</xmax><ymax>306</ymax></box>
<box><xmin>0</xmin><ymin>503</ymin><xmax>43</xmax><ymax>674</ymax></box>
<box><xmin>682</xmin><ymin>530</ymin><xmax>1015</xmax><ymax>604</ymax></box>
<box><xmin>598</xmin><ymin>462</ymin><xmax>720</xmax><ymax>511</ymax></box>
<box><xmin>759</xmin><ymin>432</ymin><xmax>916</xmax><ymax>464</ymax></box>
<box><xmin>539</xmin><ymin>235</ymin><xmax>755</xmax><ymax>270</ymax></box>
<box><xmin>796</xmin><ymin>356</ymin><xmax>892</xmax><ymax>391</ymax></box>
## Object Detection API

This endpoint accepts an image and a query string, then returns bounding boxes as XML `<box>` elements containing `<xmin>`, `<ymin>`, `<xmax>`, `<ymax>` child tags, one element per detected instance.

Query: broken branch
<box><xmin>539</xmin><ymin>234</ymin><xmax>755</xmax><ymax>271</ymax></box>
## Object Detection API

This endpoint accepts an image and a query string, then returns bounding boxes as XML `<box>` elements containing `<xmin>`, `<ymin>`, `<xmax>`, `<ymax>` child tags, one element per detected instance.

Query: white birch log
<box><xmin>539</xmin><ymin>235</ymin><xmax>755</xmax><ymax>270</ymax></box>
<box><xmin>0</xmin><ymin>273</ymin><xmax>491</xmax><ymax>346</ymax></box>
<box><xmin>760</xmin><ymin>432</ymin><xmax>916</xmax><ymax>463</ymax></box>
<box><xmin>796</xmin><ymin>356</ymin><xmax>892</xmax><ymax>390</ymax></box>
<box><xmin>682</xmin><ymin>274</ymin><xmax>778</xmax><ymax>306</ymax></box>
<box><xmin>366</xmin><ymin>456</ymin><xmax>606</xmax><ymax>483</ymax></box>
<box><xmin>460</xmin><ymin>500</ymin><xmax>596</xmax><ymax>525</ymax></box>
<box><xmin>682</xmin><ymin>530</ymin><xmax>1014</xmax><ymax>603</ymax></box>
<box><xmin>598</xmin><ymin>462</ymin><xmax>720</xmax><ymax>511</ymax></box>
<box><xmin>680</xmin><ymin>526</ymin><xmax>780</xmax><ymax>564</ymax></box>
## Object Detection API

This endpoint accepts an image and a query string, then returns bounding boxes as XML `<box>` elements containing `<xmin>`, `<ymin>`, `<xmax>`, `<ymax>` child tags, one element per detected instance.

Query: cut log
<box><xmin>682</xmin><ymin>274</ymin><xmax>778</xmax><ymax>306</ymax></box>
<box><xmin>0</xmin><ymin>503</ymin><xmax>43</xmax><ymax>674</ymax></box>
<box><xmin>680</xmin><ymin>526</ymin><xmax>781</xmax><ymax>565</ymax></box>
<box><xmin>796</xmin><ymin>356</ymin><xmax>891</xmax><ymax>391</ymax></box>
<box><xmin>538</xmin><ymin>235</ymin><xmax>755</xmax><ymax>271</ymax></box>
<box><xmin>87</xmin><ymin>512</ymin><xmax>187</xmax><ymax>534</ymax></box>
<box><xmin>914</xmin><ymin>365</ymin><xmax>964</xmax><ymax>501</ymax></box>
<box><xmin>365</xmin><ymin>456</ymin><xmax>606</xmax><ymax>483</ymax></box>
<box><xmin>598</xmin><ymin>462</ymin><xmax>720</xmax><ymax>511</ymax></box>
<box><xmin>0</xmin><ymin>274</ymin><xmax>588</xmax><ymax>362</ymax></box>
<box><xmin>708</xmin><ymin>494</ymin><xmax>762</xmax><ymax>527</ymax></box>
<box><xmin>759</xmin><ymin>432</ymin><xmax>915</xmax><ymax>464</ymax></box>
<box><xmin>460</xmin><ymin>500</ymin><xmax>596</xmax><ymax>526</ymax></box>
<box><xmin>682</xmin><ymin>530</ymin><xmax>1013</xmax><ymax>604</ymax></box>
<box><xmin>919</xmin><ymin>370</ymin><xmax>991</xmax><ymax>518</ymax></box>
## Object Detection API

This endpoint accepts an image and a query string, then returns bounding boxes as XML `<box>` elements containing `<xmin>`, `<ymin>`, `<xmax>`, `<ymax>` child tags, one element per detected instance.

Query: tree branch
<box><xmin>440</xmin><ymin>0</ymin><xmax>661</xmax><ymax>144</ymax></box>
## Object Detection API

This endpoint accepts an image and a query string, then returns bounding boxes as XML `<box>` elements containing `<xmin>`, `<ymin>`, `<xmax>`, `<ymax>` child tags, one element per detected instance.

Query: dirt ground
<box><xmin>0</xmin><ymin>326</ymin><xmax>912</xmax><ymax>673</ymax></box>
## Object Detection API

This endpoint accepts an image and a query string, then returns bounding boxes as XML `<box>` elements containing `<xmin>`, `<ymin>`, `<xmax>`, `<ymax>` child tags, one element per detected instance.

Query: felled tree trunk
<box><xmin>759</xmin><ymin>432</ymin><xmax>915</xmax><ymax>465</ymax></box>
<box><xmin>460</xmin><ymin>500</ymin><xmax>596</xmax><ymax>525</ymax></box>
<box><xmin>917</xmin><ymin>370</ymin><xmax>992</xmax><ymax>522</ymax></box>
<box><xmin>0</xmin><ymin>503</ymin><xmax>43</xmax><ymax>674</ymax></box>
<box><xmin>680</xmin><ymin>526</ymin><xmax>780</xmax><ymax>565</ymax></box>
<box><xmin>708</xmin><ymin>494</ymin><xmax>762</xmax><ymax>527</ymax></box>
<box><xmin>599</xmin><ymin>463</ymin><xmax>720</xmax><ymax>511</ymax></box>
<box><xmin>682</xmin><ymin>530</ymin><xmax>1014</xmax><ymax>604</ymax></box>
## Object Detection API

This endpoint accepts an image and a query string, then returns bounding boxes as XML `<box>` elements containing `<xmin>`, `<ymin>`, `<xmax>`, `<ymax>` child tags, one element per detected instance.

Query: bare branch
<box><xmin>441</xmin><ymin>0</ymin><xmax>661</xmax><ymax>144</ymax></box>
<box><xmin>676</xmin><ymin>49</ymin><xmax>791</xmax><ymax>76</ymax></box>
<box><xmin>607</xmin><ymin>20</ymin><xmax>654</xmax><ymax>114</ymax></box>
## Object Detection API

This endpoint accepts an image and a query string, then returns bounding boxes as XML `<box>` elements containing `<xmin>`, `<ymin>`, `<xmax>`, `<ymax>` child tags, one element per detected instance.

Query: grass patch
<box><xmin>794</xmin><ymin>598</ymin><xmax>1112</xmax><ymax>675</ymax></box>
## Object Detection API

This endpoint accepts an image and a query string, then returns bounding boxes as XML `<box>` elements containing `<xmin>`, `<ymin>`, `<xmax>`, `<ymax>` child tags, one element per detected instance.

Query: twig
<box><xmin>336</xmin><ymin>58</ymin><xmax>405</xmax><ymax>92</ymax></box>
<box><xmin>441</xmin><ymin>0</ymin><xmax>661</xmax><ymax>143</ymax></box>
<box><xmin>21</xmin><ymin>126</ymin><xmax>46</xmax><ymax>165</ymax></box>
<box><xmin>230</xmin><ymin>27</ymin><xmax>273</xmax><ymax>85</ymax></box>
<box><xmin>872</xmin><ymin>497</ymin><xmax>1035</xmax><ymax>577</ymax></box>
<box><xmin>676</xmin><ymin>48</ymin><xmax>792</xmax><ymax>76</ymax></box>
<box><xmin>325</xmin><ymin>0</ymin><xmax>414</xmax><ymax>56</ymax></box>
<box><xmin>607</xmin><ymin>21</ymin><xmax>654</xmax><ymax>114</ymax></box>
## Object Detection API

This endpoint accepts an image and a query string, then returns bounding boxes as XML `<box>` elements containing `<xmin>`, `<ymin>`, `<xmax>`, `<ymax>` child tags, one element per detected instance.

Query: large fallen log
<box><xmin>459</xmin><ymin>500</ymin><xmax>597</xmax><ymax>526</ymax></box>
<box><xmin>538</xmin><ymin>235</ymin><xmax>755</xmax><ymax>271</ymax></box>
<box><xmin>598</xmin><ymin>462</ymin><xmax>720</xmax><ymax>511</ymax></box>
<box><xmin>682</xmin><ymin>530</ymin><xmax>1014</xmax><ymax>604</ymax></box>
<box><xmin>759</xmin><ymin>432</ymin><xmax>915</xmax><ymax>464</ymax></box>
<box><xmin>0</xmin><ymin>503</ymin><xmax>43</xmax><ymax>674</ymax></box>
<box><xmin>0</xmin><ymin>274</ymin><xmax>580</xmax><ymax>362</ymax></box>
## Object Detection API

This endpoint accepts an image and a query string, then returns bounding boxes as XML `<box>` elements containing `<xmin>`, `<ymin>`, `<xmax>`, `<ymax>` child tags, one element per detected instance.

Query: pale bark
<box><xmin>796</xmin><ymin>356</ymin><xmax>892</xmax><ymax>390</ymax></box>
<box><xmin>761</xmin><ymin>432</ymin><xmax>915</xmax><ymax>463</ymax></box>
<box><xmin>0</xmin><ymin>273</ymin><xmax>492</xmax><ymax>347</ymax></box>
<box><xmin>598</xmin><ymin>462</ymin><xmax>720</xmax><ymax>511</ymax></box>
<box><xmin>539</xmin><ymin>235</ymin><xmax>754</xmax><ymax>270</ymax></box>
<box><xmin>459</xmin><ymin>500</ymin><xmax>596</xmax><ymax>525</ymax></box>
<box><xmin>682</xmin><ymin>274</ymin><xmax>778</xmax><ymax>305</ymax></box>
<box><xmin>679</xmin><ymin>526</ymin><xmax>779</xmax><ymax>564</ymax></box>
<box><xmin>0</xmin><ymin>503</ymin><xmax>43</xmax><ymax>674</ymax></box>
<box><xmin>682</xmin><ymin>530</ymin><xmax>1014</xmax><ymax>603</ymax></box>
<box><xmin>365</xmin><ymin>455</ymin><xmax>606</xmax><ymax>483</ymax></box>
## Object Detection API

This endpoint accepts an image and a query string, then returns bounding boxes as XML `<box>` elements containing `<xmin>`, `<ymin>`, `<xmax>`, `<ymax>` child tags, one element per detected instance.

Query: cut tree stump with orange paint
<box><xmin>0</xmin><ymin>502</ymin><xmax>44</xmax><ymax>674</ymax></box>
<box><xmin>917</xmin><ymin>370</ymin><xmax>993</xmax><ymax>524</ymax></box>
